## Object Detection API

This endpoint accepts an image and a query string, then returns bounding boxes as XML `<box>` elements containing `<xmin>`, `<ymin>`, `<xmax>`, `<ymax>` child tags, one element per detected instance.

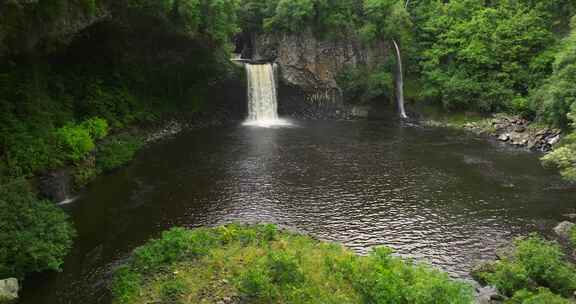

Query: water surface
<box><xmin>21</xmin><ymin>119</ymin><xmax>575</xmax><ymax>303</ymax></box>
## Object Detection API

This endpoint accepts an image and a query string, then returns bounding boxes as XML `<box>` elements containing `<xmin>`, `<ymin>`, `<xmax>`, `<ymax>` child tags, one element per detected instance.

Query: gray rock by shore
<box><xmin>0</xmin><ymin>278</ymin><xmax>19</xmax><ymax>302</ymax></box>
<box><xmin>554</xmin><ymin>221</ymin><xmax>575</xmax><ymax>240</ymax></box>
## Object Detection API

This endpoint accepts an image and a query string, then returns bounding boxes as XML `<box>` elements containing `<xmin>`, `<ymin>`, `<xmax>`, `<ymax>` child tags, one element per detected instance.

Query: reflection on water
<box><xmin>21</xmin><ymin>120</ymin><xmax>575</xmax><ymax>304</ymax></box>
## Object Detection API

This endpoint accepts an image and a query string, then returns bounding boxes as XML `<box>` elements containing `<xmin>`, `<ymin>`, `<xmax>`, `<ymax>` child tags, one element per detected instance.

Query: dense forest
<box><xmin>1</xmin><ymin>0</ymin><xmax>576</xmax><ymax>303</ymax></box>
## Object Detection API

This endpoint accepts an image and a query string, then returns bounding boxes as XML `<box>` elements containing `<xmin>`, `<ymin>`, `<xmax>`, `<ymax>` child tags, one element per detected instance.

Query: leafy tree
<box><xmin>362</xmin><ymin>0</ymin><xmax>412</xmax><ymax>118</ymax></box>
<box><xmin>414</xmin><ymin>0</ymin><xmax>556</xmax><ymax>113</ymax></box>
<box><xmin>264</xmin><ymin>0</ymin><xmax>315</xmax><ymax>33</ymax></box>
<box><xmin>531</xmin><ymin>16</ymin><xmax>576</xmax><ymax>127</ymax></box>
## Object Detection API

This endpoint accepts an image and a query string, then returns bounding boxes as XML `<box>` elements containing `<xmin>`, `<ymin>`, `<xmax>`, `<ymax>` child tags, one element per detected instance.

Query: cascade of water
<box><xmin>244</xmin><ymin>63</ymin><xmax>291</xmax><ymax>127</ymax></box>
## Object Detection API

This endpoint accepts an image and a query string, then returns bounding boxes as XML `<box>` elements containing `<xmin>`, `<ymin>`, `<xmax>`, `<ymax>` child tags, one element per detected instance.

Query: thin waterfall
<box><xmin>244</xmin><ymin>63</ymin><xmax>291</xmax><ymax>127</ymax></box>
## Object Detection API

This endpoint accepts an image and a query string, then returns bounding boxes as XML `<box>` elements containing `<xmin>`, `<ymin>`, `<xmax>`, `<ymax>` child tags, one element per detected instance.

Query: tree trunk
<box><xmin>392</xmin><ymin>39</ymin><xmax>408</xmax><ymax>119</ymax></box>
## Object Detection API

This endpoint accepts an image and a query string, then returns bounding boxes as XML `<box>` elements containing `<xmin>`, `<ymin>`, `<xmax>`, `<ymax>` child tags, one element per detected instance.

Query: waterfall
<box><xmin>244</xmin><ymin>63</ymin><xmax>291</xmax><ymax>127</ymax></box>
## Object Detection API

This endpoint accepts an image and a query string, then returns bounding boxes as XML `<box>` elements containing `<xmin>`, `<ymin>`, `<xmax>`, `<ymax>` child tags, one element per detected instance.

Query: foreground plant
<box><xmin>0</xmin><ymin>179</ymin><xmax>75</xmax><ymax>279</ymax></box>
<box><xmin>474</xmin><ymin>235</ymin><xmax>576</xmax><ymax>303</ymax></box>
<box><xmin>112</xmin><ymin>224</ymin><xmax>474</xmax><ymax>304</ymax></box>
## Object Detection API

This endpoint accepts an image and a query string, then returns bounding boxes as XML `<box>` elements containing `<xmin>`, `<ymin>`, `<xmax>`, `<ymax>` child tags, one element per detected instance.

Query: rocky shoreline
<box><xmin>424</xmin><ymin>114</ymin><xmax>563</xmax><ymax>153</ymax></box>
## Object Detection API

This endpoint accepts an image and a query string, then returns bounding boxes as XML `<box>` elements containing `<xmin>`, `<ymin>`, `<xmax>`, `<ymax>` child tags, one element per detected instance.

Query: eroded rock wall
<box><xmin>254</xmin><ymin>30</ymin><xmax>386</xmax><ymax>94</ymax></box>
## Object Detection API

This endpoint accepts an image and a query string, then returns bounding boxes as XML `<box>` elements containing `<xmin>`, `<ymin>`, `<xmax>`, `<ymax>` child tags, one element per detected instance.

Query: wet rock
<box><xmin>254</xmin><ymin>30</ymin><xmax>384</xmax><ymax>93</ymax></box>
<box><xmin>476</xmin><ymin>286</ymin><xmax>503</xmax><ymax>304</ymax></box>
<box><xmin>563</xmin><ymin>213</ymin><xmax>576</xmax><ymax>220</ymax></box>
<box><xmin>38</xmin><ymin>169</ymin><xmax>72</xmax><ymax>202</ymax></box>
<box><xmin>0</xmin><ymin>278</ymin><xmax>19</xmax><ymax>302</ymax></box>
<box><xmin>547</xmin><ymin>134</ymin><xmax>561</xmax><ymax>146</ymax></box>
<box><xmin>351</xmin><ymin>106</ymin><xmax>371</xmax><ymax>118</ymax></box>
<box><xmin>553</xmin><ymin>221</ymin><xmax>575</xmax><ymax>239</ymax></box>
<box><xmin>498</xmin><ymin>134</ymin><xmax>510</xmax><ymax>142</ymax></box>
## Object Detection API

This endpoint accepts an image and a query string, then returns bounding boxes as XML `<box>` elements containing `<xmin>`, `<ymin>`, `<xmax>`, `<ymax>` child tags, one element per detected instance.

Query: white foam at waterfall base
<box><xmin>243</xmin><ymin>63</ymin><xmax>293</xmax><ymax>128</ymax></box>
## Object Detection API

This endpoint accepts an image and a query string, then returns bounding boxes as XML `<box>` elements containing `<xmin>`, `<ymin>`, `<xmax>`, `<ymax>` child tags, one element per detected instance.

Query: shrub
<box><xmin>159</xmin><ymin>278</ymin><xmax>189</xmax><ymax>304</ymax></box>
<box><xmin>111</xmin><ymin>266</ymin><xmax>143</xmax><ymax>304</ymax></box>
<box><xmin>508</xmin><ymin>288</ymin><xmax>572</xmax><ymax>304</ymax></box>
<box><xmin>82</xmin><ymin>117</ymin><xmax>109</xmax><ymax>140</ymax></box>
<box><xmin>477</xmin><ymin>235</ymin><xmax>576</xmax><ymax>300</ymax></box>
<box><xmin>54</xmin><ymin>117</ymin><xmax>110</xmax><ymax>163</ymax></box>
<box><xmin>0</xmin><ymin>179</ymin><xmax>75</xmax><ymax>279</ymax></box>
<box><xmin>238</xmin><ymin>267</ymin><xmax>274</xmax><ymax>301</ymax></box>
<box><xmin>541</xmin><ymin>108</ymin><xmax>576</xmax><ymax>182</ymax></box>
<box><xmin>337</xmin><ymin>66</ymin><xmax>394</xmax><ymax>104</ymax></box>
<box><xmin>96</xmin><ymin>135</ymin><xmax>143</xmax><ymax>173</ymax></box>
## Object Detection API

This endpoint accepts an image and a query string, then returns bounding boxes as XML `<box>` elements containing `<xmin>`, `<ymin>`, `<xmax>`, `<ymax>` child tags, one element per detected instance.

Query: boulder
<box><xmin>553</xmin><ymin>221</ymin><xmax>575</xmax><ymax>239</ymax></box>
<box><xmin>498</xmin><ymin>134</ymin><xmax>510</xmax><ymax>142</ymax></box>
<box><xmin>0</xmin><ymin>278</ymin><xmax>19</xmax><ymax>302</ymax></box>
<box><xmin>476</xmin><ymin>286</ymin><xmax>504</xmax><ymax>304</ymax></box>
<box><xmin>351</xmin><ymin>106</ymin><xmax>371</xmax><ymax>118</ymax></box>
<box><xmin>547</xmin><ymin>134</ymin><xmax>561</xmax><ymax>146</ymax></box>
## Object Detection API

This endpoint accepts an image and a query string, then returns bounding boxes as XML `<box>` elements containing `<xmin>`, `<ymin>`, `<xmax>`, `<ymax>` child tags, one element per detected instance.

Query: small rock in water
<box><xmin>547</xmin><ymin>134</ymin><xmax>561</xmax><ymax>146</ymax></box>
<box><xmin>476</xmin><ymin>286</ymin><xmax>501</xmax><ymax>304</ymax></box>
<box><xmin>498</xmin><ymin>134</ymin><xmax>510</xmax><ymax>142</ymax></box>
<box><xmin>0</xmin><ymin>278</ymin><xmax>19</xmax><ymax>301</ymax></box>
<box><xmin>553</xmin><ymin>221</ymin><xmax>575</xmax><ymax>239</ymax></box>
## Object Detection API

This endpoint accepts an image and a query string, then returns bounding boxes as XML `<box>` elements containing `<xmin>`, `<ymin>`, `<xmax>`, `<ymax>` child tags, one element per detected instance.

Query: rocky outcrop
<box><xmin>433</xmin><ymin>114</ymin><xmax>563</xmax><ymax>152</ymax></box>
<box><xmin>0</xmin><ymin>1</ymin><xmax>110</xmax><ymax>59</ymax></box>
<box><xmin>38</xmin><ymin>169</ymin><xmax>73</xmax><ymax>203</ymax></box>
<box><xmin>0</xmin><ymin>278</ymin><xmax>19</xmax><ymax>302</ymax></box>
<box><xmin>554</xmin><ymin>221</ymin><xmax>575</xmax><ymax>240</ymax></box>
<box><xmin>488</xmin><ymin>115</ymin><xmax>562</xmax><ymax>152</ymax></box>
<box><xmin>254</xmin><ymin>30</ymin><xmax>386</xmax><ymax>98</ymax></box>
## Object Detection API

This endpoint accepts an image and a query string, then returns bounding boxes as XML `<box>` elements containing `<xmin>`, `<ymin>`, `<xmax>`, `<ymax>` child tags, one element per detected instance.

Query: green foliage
<box><xmin>112</xmin><ymin>266</ymin><xmax>143</xmax><ymax>304</ymax></box>
<box><xmin>54</xmin><ymin>118</ymin><xmax>109</xmax><ymax>163</ymax></box>
<box><xmin>337</xmin><ymin>66</ymin><xmax>394</xmax><ymax>103</ymax></box>
<box><xmin>476</xmin><ymin>235</ymin><xmax>576</xmax><ymax>301</ymax></box>
<box><xmin>125</xmin><ymin>0</ymin><xmax>239</xmax><ymax>46</ymax></box>
<box><xmin>96</xmin><ymin>135</ymin><xmax>143</xmax><ymax>173</ymax></box>
<box><xmin>264</xmin><ymin>0</ymin><xmax>315</xmax><ymax>33</ymax></box>
<box><xmin>542</xmin><ymin>107</ymin><xmax>576</xmax><ymax>182</ymax></box>
<box><xmin>362</xmin><ymin>0</ymin><xmax>411</xmax><ymax>42</ymax></box>
<box><xmin>414</xmin><ymin>0</ymin><xmax>558</xmax><ymax>113</ymax></box>
<box><xmin>0</xmin><ymin>179</ymin><xmax>75</xmax><ymax>279</ymax></box>
<box><xmin>159</xmin><ymin>278</ymin><xmax>189</xmax><ymax>304</ymax></box>
<box><xmin>571</xmin><ymin>226</ymin><xmax>576</xmax><ymax>247</ymax></box>
<box><xmin>112</xmin><ymin>224</ymin><xmax>474</xmax><ymax>304</ymax></box>
<box><xmin>508</xmin><ymin>288</ymin><xmax>573</xmax><ymax>304</ymax></box>
<box><xmin>239</xmin><ymin>0</ymin><xmax>361</xmax><ymax>38</ymax></box>
<box><xmin>531</xmin><ymin>17</ymin><xmax>576</xmax><ymax>127</ymax></box>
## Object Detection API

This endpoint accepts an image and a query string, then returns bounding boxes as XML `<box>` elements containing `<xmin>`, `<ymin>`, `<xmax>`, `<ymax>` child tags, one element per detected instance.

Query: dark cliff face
<box><xmin>253</xmin><ymin>30</ymin><xmax>387</xmax><ymax>94</ymax></box>
<box><xmin>0</xmin><ymin>1</ymin><xmax>111</xmax><ymax>60</ymax></box>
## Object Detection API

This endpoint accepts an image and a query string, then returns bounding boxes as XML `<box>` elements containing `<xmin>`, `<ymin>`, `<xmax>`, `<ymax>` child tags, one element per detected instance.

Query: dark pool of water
<box><xmin>20</xmin><ymin>119</ymin><xmax>575</xmax><ymax>303</ymax></box>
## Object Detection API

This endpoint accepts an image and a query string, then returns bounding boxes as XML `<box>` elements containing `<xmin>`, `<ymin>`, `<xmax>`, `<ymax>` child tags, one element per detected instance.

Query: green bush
<box><xmin>476</xmin><ymin>235</ymin><xmax>576</xmax><ymax>300</ymax></box>
<box><xmin>508</xmin><ymin>288</ymin><xmax>572</xmax><ymax>304</ymax></box>
<box><xmin>96</xmin><ymin>135</ymin><xmax>143</xmax><ymax>173</ymax></box>
<box><xmin>54</xmin><ymin>117</ymin><xmax>110</xmax><ymax>163</ymax></box>
<box><xmin>112</xmin><ymin>224</ymin><xmax>474</xmax><ymax>304</ymax></box>
<box><xmin>112</xmin><ymin>266</ymin><xmax>143</xmax><ymax>304</ymax></box>
<box><xmin>531</xmin><ymin>16</ymin><xmax>576</xmax><ymax>127</ymax></box>
<box><xmin>337</xmin><ymin>66</ymin><xmax>394</xmax><ymax>104</ymax></box>
<box><xmin>0</xmin><ymin>179</ymin><xmax>75</xmax><ymax>279</ymax></box>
